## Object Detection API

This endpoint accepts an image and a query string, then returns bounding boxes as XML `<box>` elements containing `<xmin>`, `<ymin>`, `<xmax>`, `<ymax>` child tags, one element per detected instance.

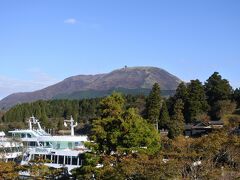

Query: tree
<box><xmin>91</xmin><ymin>93</ymin><xmax>160</xmax><ymax>155</ymax></box>
<box><xmin>174</xmin><ymin>82</ymin><xmax>188</xmax><ymax>102</ymax></box>
<box><xmin>159</xmin><ymin>101</ymin><xmax>170</xmax><ymax>129</ymax></box>
<box><xmin>99</xmin><ymin>92</ymin><xmax>125</xmax><ymax>119</ymax></box>
<box><xmin>168</xmin><ymin>99</ymin><xmax>184</xmax><ymax>139</ymax></box>
<box><xmin>0</xmin><ymin>162</ymin><xmax>21</xmax><ymax>180</ymax></box>
<box><xmin>146</xmin><ymin>83</ymin><xmax>162</xmax><ymax>125</ymax></box>
<box><xmin>185</xmin><ymin>80</ymin><xmax>209</xmax><ymax>123</ymax></box>
<box><xmin>205</xmin><ymin>72</ymin><xmax>233</xmax><ymax>120</ymax></box>
<box><xmin>211</xmin><ymin>100</ymin><xmax>236</xmax><ymax>120</ymax></box>
<box><xmin>233</xmin><ymin>88</ymin><xmax>240</xmax><ymax>108</ymax></box>
<box><xmin>120</xmin><ymin>108</ymin><xmax>160</xmax><ymax>153</ymax></box>
<box><xmin>57</xmin><ymin>119</ymin><xmax>65</xmax><ymax>131</ymax></box>
<box><xmin>74</xmin><ymin>93</ymin><xmax>161</xmax><ymax>179</ymax></box>
<box><xmin>205</xmin><ymin>72</ymin><xmax>233</xmax><ymax>106</ymax></box>
<box><xmin>167</xmin><ymin>82</ymin><xmax>188</xmax><ymax>121</ymax></box>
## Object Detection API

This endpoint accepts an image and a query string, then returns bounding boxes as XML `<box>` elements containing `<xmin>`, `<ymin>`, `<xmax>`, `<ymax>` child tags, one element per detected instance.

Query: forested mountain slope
<box><xmin>0</xmin><ymin>67</ymin><xmax>181</xmax><ymax>108</ymax></box>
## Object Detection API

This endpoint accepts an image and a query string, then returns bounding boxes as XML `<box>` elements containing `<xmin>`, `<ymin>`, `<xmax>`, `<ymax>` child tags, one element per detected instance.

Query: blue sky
<box><xmin>0</xmin><ymin>0</ymin><xmax>239</xmax><ymax>99</ymax></box>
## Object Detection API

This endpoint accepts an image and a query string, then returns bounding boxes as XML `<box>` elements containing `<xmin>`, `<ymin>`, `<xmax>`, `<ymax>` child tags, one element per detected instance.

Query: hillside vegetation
<box><xmin>0</xmin><ymin>66</ymin><xmax>181</xmax><ymax>108</ymax></box>
<box><xmin>0</xmin><ymin>72</ymin><xmax>240</xmax><ymax>179</ymax></box>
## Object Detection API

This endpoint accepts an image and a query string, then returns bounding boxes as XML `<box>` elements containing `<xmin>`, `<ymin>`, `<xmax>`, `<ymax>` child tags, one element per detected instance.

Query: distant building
<box><xmin>159</xmin><ymin>129</ymin><xmax>169</xmax><ymax>136</ymax></box>
<box><xmin>185</xmin><ymin>120</ymin><xmax>224</xmax><ymax>137</ymax></box>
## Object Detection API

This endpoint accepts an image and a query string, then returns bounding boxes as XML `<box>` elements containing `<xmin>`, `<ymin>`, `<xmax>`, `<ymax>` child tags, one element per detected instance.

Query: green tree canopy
<box><xmin>174</xmin><ymin>82</ymin><xmax>188</xmax><ymax>102</ymax></box>
<box><xmin>205</xmin><ymin>72</ymin><xmax>233</xmax><ymax>106</ymax></box>
<box><xmin>205</xmin><ymin>72</ymin><xmax>233</xmax><ymax>119</ymax></box>
<box><xmin>168</xmin><ymin>99</ymin><xmax>184</xmax><ymax>139</ymax></box>
<box><xmin>99</xmin><ymin>92</ymin><xmax>125</xmax><ymax>118</ymax></box>
<box><xmin>233</xmin><ymin>88</ymin><xmax>240</xmax><ymax>108</ymax></box>
<box><xmin>91</xmin><ymin>93</ymin><xmax>161</xmax><ymax>155</ymax></box>
<box><xmin>185</xmin><ymin>79</ymin><xmax>209</xmax><ymax>123</ymax></box>
<box><xmin>146</xmin><ymin>83</ymin><xmax>162</xmax><ymax>124</ymax></box>
<box><xmin>167</xmin><ymin>82</ymin><xmax>188</xmax><ymax>120</ymax></box>
<box><xmin>159</xmin><ymin>101</ymin><xmax>170</xmax><ymax>129</ymax></box>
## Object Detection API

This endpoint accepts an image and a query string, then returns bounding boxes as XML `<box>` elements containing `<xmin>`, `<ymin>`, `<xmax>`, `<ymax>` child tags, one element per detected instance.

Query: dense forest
<box><xmin>1</xmin><ymin>72</ymin><xmax>240</xmax><ymax>179</ymax></box>
<box><xmin>0</xmin><ymin>95</ymin><xmax>147</xmax><ymax>133</ymax></box>
<box><xmin>1</xmin><ymin>72</ymin><xmax>239</xmax><ymax>136</ymax></box>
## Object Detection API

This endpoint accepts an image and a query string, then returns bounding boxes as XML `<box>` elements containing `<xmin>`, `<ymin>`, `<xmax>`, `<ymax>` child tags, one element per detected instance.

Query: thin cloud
<box><xmin>64</xmin><ymin>18</ymin><xmax>78</xmax><ymax>24</ymax></box>
<box><xmin>0</xmin><ymin>70</ymin><xmax>59</xmax><ymax>100</ymax></box>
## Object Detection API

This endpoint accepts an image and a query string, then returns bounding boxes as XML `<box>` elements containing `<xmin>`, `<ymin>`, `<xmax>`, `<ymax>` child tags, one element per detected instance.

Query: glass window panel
<box><xmin>58</xmin><ymin>156</ymin><xmax>64</xmax><ymax>164</ymax></box>
<box><xmin>72</xmin><ymin>156</ymin><xmax>78</xmax><ymax>165</ymax></box>
<box><xmin>64</xmin><ymin>156</ymin><xmax>67</xmax><ymax>164</ymax></box>
<box><xmin>64</xmin><ymin>156</ymin><xmax>71</xmax><ymax>165</ymax></box>
<box><xmin>54</xmin><ymin>155</ymin><xmax>58</xmax><ymax>164</ymax></box>
<box><xmin>68</xmin><ymin>156</ymin><xmax>71</xmax><ymax>165</ymax></box>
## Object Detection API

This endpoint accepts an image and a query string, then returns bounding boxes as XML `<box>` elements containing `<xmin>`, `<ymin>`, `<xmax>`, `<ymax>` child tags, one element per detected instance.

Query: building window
<box><xmin>72</xmin><ymin>156</ymin><xmax>78</xmax><ymax>165</ymax></box>
<box><xmin>52</xmin><ymin>155</ymin><xmax>58</xmax><ymax>164</ymax></box>
<box><xmin>29</xmin><ymin>142</ymin><xmax>36</xmax><ymax>147</ymax></box>
<box><xmin>65</xmin><ymin>156</ymin><xmax>71</xmax><ymax>165</ymax></box>
<box><xmin>58</xmin><ymin>156</ymin><xmax>64</xmax><ymax>164</ymax></box>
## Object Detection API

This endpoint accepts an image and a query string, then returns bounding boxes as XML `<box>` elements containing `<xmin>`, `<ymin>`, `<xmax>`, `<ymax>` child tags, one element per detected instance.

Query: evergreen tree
<box><xmin>211</xmin><ymin>100</ymin><xmax>236</xmax><ymax>119</ymax></box>
<box><xmin>57</xmin><ymin>119</ymin><xmax>64</xmax><ymax>131</ymax></box>
<box><xmin>185</xmin><ymin>80</ymin><xmax>209</xmax><ymax>123</ymax></box>
<box><xmin>205</xmin><ymin>72</ymin><xmax>233</xmax><ymax>119</ymax></box>
<box><xmin>40</xmin><ymin>105</ymin><xmax>48</xmax><ymax>127</ymax></box>
<box><xmin>205</xmin><ymin>72</ymin><xmax>233</xmax><ymax>106</ymax></box>
<box><xmin>34</xmin><ymin>104</ymin><xmax>42</xmax><ymax>119</ymax></box>
<box><xmin>159</xmin><ymin>101</ymin><xmax>170</xmax><ymax>129</ymax></box>
<box><xmin>91</xmin><ymin>93</ymin><xmax>160</xmax><ymax>155</ymax></box>
<box><xmin>99</xmin><ymin>92</ymin><xmax>125</xmax><ymax>119</ymax></box>
<box><xmin>146</xmin><ymin>83</ymin><xmax>162</xmax><ymax>125</ymax></box>
<box><xmin>168</xmin><ymin>99</ymin><xmax>184</xmax><ymax>139</ymax></box>
<box><xmin>1</xmin><ymin>95</ymin><xmax>147</xmax><ymax>133</ymax></box>
<box><xmin>174</xmin><ymin>82</ymin><xmax>188</xmax><ymax>102</ymax></box>
<box><xmin>233</xmin><ymin>88</ymin><xmax>240</xmax><ymax>108</ymax></box>
<box><xmin>168</xmin><ymin>82</ymin><xmax>188</xmax><ymax>119</ymax></box>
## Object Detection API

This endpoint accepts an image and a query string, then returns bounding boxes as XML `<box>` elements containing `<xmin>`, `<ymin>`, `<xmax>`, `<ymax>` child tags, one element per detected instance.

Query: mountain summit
<box><xmin>0</xmin><ymin>66</ymin><xmax>182</xmax><ymax>108</ymax></box>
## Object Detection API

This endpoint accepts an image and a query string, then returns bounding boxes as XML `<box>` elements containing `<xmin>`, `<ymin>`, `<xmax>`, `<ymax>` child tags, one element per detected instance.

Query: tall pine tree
<box><xmin>168</xmin><ymin>99</ymin><xmax>184</xmax><ymax>139</ymax></box>
<box><xmin>185</xmin><ymin>80</ymin><xmax>209</xmax><ymax>123</ymax></box>
<box><xmin>174</xmin><ymin>82</ymin><xmax>188</xmax><ymax>101</ymax></box>
<box><xmin>233</xmin><ymin>88</ymin><xmax>240</xmax><ymax>108</ymax></box>
<box><xmin>146</xmin><ymin>83</ymin><xmax>162</xmax><ymax>125</ymax></box>
<box><xmin>168</xmin><ymin>82</ymin><xmax>188</xmax><ymax>120</ymax></box>
<box><xmin>205</xmin><ymin>72</ymin><xmax>233</xmax><ymax>106</ymax></box>
<box><xmin>205</xmin><ymin>72</ymin><xmax>233</xmax><ymax>119</ymax></box>
<box><xmin>159</xmin><ymin>101</ymin><xmax>170</xmax><ymax>129</ymax></box>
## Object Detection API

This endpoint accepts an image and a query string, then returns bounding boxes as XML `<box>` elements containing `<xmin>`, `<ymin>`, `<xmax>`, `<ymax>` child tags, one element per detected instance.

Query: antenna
<box><xmin>64</xmin><ymin>116</ymin><xmax>78</xmax><ymax>136</ymax></box>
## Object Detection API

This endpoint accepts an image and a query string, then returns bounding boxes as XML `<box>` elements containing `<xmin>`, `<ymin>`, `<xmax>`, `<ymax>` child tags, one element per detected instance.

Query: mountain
<box><xmin>0</xmin><ymin>66</ymin><xmax>182</xmax><ymax>108</ymax></box>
